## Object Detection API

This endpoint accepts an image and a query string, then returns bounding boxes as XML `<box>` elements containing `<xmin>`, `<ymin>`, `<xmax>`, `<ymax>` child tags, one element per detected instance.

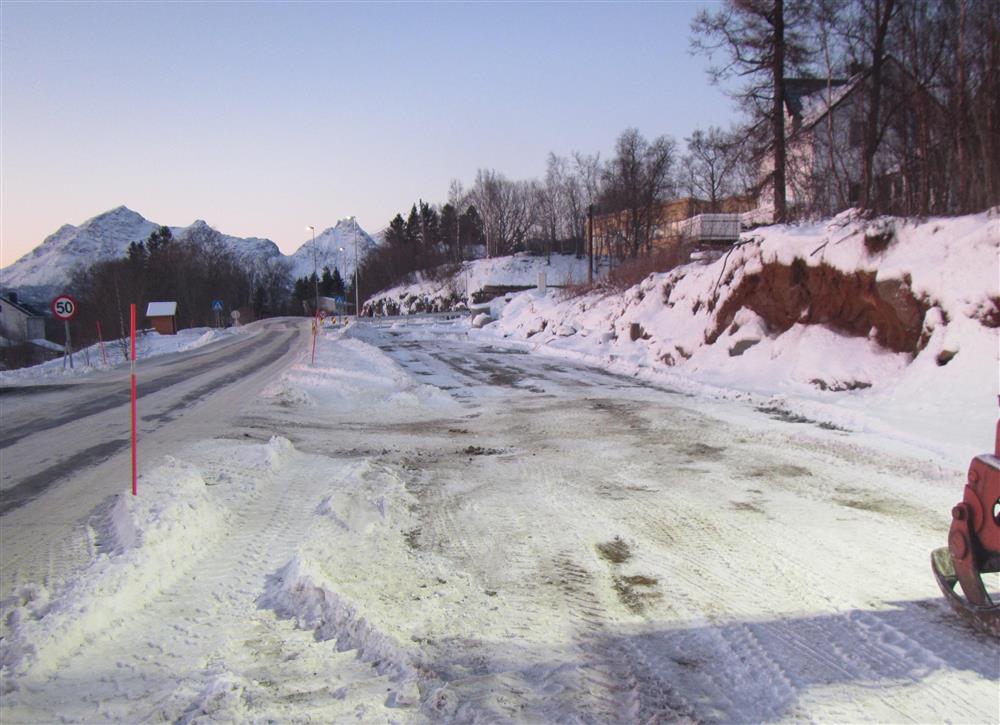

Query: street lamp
<box><xmin>351</xmin><ymin>217</ymin><xmax>360</xmax><ymax>317</ymax></box>
<box><xmin>337</xmin><ymin>246</ymin><xmax>345</xmax><ymax>312</ymax></box>
<box><xmin>306</xmin><ymin>225</ymin><xmax>318</xmax><ymax>315</ymax></box>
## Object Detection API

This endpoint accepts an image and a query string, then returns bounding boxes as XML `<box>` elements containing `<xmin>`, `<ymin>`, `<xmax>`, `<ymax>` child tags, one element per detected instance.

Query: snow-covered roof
<box><xmin>0</xmin><ymin>295</ymin><xmax>41</xmax><ymax>317</ymax></box>
<box><xmin>146</xmin><ymin>301</ymin><xmax>177</xmax><ymax>317</ymax></box>
<box><xmin>799</xmin><ymin>74</ymin><xmax>865</xmax><ymax>130</ymax></box>
<box><xmin>785</xmin><ymin>77</ymin><xmax>850</xmax><ymax>117</ymax></box>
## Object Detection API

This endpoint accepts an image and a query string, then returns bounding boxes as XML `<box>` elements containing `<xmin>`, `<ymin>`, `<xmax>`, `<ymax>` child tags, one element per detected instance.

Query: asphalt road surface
<box><xmin>0</xmin><ymin>318</ymin><xmax>304</xmax><ymax>593</ymax></box>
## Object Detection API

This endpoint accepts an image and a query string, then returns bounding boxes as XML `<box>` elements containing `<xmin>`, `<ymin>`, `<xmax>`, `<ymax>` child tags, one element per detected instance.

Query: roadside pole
<box><xmin>96</xmin><ymin>321</ymin><xmax>108</xmax><ymax>366</ymax></box>
<box><xmin>310</xmin><ymin>309</ymin><xmax>320</xmax><ymax>366</ymax></box>
<box><xmin>51</xmin><ymin>294</ymin><xmax>79</xmax><ymax>370</ymax></box>
<box><xmin>588</xmin><ymin>204</ymin><xmax>594</xmax><ymax>285</ymax></box>
<box><xmin>63</xmin><ymin>319</ymin><xmax>74</xmax><ymax>369</ymax></box>
<box><xmin>130</xmin><ymin>303</ymin><xmax>137</xmax><ymax>496</ymax></box>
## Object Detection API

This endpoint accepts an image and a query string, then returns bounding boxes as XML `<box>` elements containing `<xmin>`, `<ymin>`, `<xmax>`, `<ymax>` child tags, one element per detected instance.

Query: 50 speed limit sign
<box><xmin>51</xmin><ymin>294</ymin><xmax>79</xmax><ymax>321</ymax></box>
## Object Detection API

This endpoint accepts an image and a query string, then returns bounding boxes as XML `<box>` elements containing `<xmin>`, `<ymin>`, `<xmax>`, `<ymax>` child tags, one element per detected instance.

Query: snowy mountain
<box><xmin>177</xmin><ymin>219</ymin><xmax>283</xmax><ymax>269</ymax></box>
<box><xmin>0</xmin><ymin>207</ymin><xmax>378</xmax><ymax>306</ymax></box>
<box><xmin>1</xmin><ymin>206</ymin><xmax>159</xmax><ymax>293</ymax></box>
<box><xmin>287</xmin><ymin>218</ymin><xmax>380</xmax><ymax>285</ymax></box>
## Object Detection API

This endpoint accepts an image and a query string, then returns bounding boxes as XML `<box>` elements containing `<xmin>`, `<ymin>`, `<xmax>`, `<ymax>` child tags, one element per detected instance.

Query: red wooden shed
<box><xmin>146</xmin><ymin>301</ymin><xmax>178</xmax><ymax>335</ymax></box>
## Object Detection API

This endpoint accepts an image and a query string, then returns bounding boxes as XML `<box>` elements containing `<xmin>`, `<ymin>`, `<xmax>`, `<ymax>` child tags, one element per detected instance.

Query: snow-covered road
<box><xmin>1</xmin><ymin>318</ymin><xmax>304</xmax><ymax>593</ymax></box>
<box><xmin>1</xmin><ymin>319</ymin><xmax>996</xmax><ymax>722</ymax></box>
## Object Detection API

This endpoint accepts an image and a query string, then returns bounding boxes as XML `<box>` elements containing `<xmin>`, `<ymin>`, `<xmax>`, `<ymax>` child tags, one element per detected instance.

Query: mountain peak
<box><xmin>80</xmin><ymin>205</ymin><xmax>148</xmax><ymax>229</ymax></box>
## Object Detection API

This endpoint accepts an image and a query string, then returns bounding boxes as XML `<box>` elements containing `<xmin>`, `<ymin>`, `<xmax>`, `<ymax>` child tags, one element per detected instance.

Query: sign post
<box><xmin>130</xmin><ymin>304</ymin><xmax>137</xmax><ymax>496</ymax></box>
<box><xmin>212</xmin><ymin>299</ymin><xmax>223</xmax><ymax>328</ymax></box>
<box><xmin>51</xmin><ymin>294</ymin><xmax>79</xmax><ymax>370</ymax></box>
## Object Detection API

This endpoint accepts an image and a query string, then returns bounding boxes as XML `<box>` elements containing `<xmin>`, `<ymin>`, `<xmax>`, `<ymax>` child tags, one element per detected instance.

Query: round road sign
<box><xmin>318</xmin><ymin>310</ymin><xmax>327</xmax><ymax>319</ymax></box>
<box><xmin>51</xmin><ymin>294</ymin><xmax>79</xmax><ymax>321</ymax></box>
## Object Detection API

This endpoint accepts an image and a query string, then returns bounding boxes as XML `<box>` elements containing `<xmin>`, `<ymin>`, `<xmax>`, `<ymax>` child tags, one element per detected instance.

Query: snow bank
<box><xmin>478</xmin><ymin>211</ymin><xmax>999</xmax><ymax>466</ymax></box>
<box><xmin>365</xmin><ymin>253</ymin><xmax>590</xmax><ymax>314</ymax></box>
<box><xmin>259</xmin><ymin>554</ymin><xmax>415</xmax><ymax>682</ymax></box>
<box><xmin>1</xmin><ymin>458</ymin><xmax>224</xmax><ymax>690</ymax></box>
<box><xmin>177</xmin><ymin>672</ymin><xmax>252</xmax><ymax>725</ymax></box>
<box><xmin>260</xmin><ymin>324</ymin><xmax>459</xmax><ymax>418</ymax></box>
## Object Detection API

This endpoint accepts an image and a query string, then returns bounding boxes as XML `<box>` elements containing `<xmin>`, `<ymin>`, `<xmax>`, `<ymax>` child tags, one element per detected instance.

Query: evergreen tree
<box><xmin>146</xmin><ymin>225</ymin><xmax>173</xmax><ymax>254</ymax></box>
<box><xmin>292</xmin><ymin>275</ymin><xmax>314</xmax><ymax>314</ymax></box>
<box><xmin>405</xmin><ymin>204</ymin><xmax>421</xmax><ymax>246</ymax></box>
<box><xmin>331</xmin><ymin>267</ymin><xmax>346</xmax><ymax>298</ymax></box>
<box><xmin>459</xmin><ymin>205</ymin><xmax>485</xmax><ymax>252</ymax></box>
<box><xmin>385</xmin><ymin>213</ymin><xmax>408</xmax><ymax>246</ymax></box>
<box><xmin>440</xmin><ymin>203</ymin><xmax>459</xmax><ymax>260</ymax></box>
<box><xmin>418</xmin><ymin>200</ymin><xmax>440</xmax><ymax>249</ymax></box>
<box><xmin>127</xmin><ymin>241</ymin><xmax>148</xmax><ymax>265</ymax></box>
<box><xmin>320</xmin><ymin>266</ymin><xmax>335</xmax><ymax>296</ymax></box>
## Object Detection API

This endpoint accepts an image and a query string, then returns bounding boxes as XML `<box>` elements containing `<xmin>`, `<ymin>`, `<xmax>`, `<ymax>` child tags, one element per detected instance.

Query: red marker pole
<box><xmin>130</xmin><ymin>304</ymin><xmax>137</xmax><ymax>496</ymax></box>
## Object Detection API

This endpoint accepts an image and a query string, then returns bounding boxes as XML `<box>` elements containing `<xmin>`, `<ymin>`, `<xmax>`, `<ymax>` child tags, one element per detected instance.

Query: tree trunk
<box><xmin>772</xmin><ymin>0</ymin><xmax>787</xmax><ymax>223</ymax></box>
<box><xmin>860</xmin><ymin>0</ymin><xmax>895</xmax><ymax>212</ymax></box>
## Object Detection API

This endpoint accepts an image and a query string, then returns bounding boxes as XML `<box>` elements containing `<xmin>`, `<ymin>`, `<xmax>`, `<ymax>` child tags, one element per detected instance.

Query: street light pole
<box><xmin>307</xmin><ymin>225</ymin><xmax>318</xmax><ymax>315</ymax></box>
<box><xmin>337</xmin><ymin>246</ymin><xmax>345</xmax><ymax>312</ymax></box>
<box><xmin>352</xmin><ymin>217</ymin><xmax>360</xmax><ymax>317</ymax></box>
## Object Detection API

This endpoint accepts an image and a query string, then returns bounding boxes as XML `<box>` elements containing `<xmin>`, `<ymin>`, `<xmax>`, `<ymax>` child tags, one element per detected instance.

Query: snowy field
<box><xmin>1</xmin><ymin>318</ymin><xmax>997</xmax><ymax>722</ymax></box>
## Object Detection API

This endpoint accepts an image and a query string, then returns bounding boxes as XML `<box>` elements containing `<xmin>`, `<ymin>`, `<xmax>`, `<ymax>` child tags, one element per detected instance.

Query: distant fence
<box><xmin>355</xmin><ymin>310</ymin><xmax>470</xmax><ymax>328</ymax></box>
<box><xmin>663</xmin><ymin>213</ymin><xmax>741</xmax><ymax>242</ymax></box>
<box><xmin>739</xmin><ymin>207</ymin><xmax>774</xmax><ymax>228</ymax></box>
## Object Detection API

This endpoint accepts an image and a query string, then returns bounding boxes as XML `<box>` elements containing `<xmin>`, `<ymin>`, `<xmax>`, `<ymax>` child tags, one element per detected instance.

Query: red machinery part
<box><xmin>931</xmin><ymin>419</ymin><xmax>1000</xmax><ymax>638</ymax></box>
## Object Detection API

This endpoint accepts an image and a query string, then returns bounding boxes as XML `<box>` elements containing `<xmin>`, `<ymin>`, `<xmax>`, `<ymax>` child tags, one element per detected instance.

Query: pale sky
<box><xmin>1</xmin><ymin>0</ymin><xmax>732</xmax><ymax>264</ymax></box>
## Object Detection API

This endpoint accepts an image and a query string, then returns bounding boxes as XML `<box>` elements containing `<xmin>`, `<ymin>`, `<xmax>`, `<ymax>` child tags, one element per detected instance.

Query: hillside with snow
<box><xmin>363</xmin><ymin>253</ymin><xmax>593</xmax><ymax>315</ymax></box>
<box><xmin>369</xmin><ymin>210</ymin><xmax>999</xmax><ymax>466</ymax></box>
<box><xmin>0</xmin><ymin>208</ymin><xmax>378</xmax><ymax>306</ymax></box>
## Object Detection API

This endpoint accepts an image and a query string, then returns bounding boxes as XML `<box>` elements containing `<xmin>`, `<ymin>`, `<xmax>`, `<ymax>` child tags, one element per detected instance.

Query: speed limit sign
<box><xmin>51</xmin><ymin>294</ymin><xmax>79</xmax><ymax>321</ymax></box>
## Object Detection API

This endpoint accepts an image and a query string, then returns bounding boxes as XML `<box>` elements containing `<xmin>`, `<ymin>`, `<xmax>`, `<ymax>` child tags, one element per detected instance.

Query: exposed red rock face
<box><xmin>707</xmin><ymin>260</ymin><xmax>931</xmax><ymax>354</ymax></box>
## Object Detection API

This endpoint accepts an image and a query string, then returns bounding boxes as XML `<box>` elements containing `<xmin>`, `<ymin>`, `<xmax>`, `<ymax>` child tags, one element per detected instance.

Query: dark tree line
<box><xmin>290</xmin><ymin>265</ymin><xmax>347</xmax><ymax>314</ymax></box>
<box><xmin>67</xmin><ymin>224</ymin><xmax>293</xmax><ymax>349</ymax></box>
<box><xmin>383</xmin><ymin>200</ymin><xmax>485</xmax><ymax>263</ymax></box>
<box><xmin>351</xmin><ymin>200</ymin><xmax>485</xmax><ymax>304</ymax></box>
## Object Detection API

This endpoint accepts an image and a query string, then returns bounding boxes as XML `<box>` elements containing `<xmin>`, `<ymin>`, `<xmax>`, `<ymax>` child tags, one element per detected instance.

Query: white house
<box><xmin>0</xmin><ymin>294</ymin><xmax>45</xmax><ymax>343</ymax></box>
<box><xmin>757</xmin><ymin>60</ymin><xmax>925</xmax><ymax>221</ymax></box>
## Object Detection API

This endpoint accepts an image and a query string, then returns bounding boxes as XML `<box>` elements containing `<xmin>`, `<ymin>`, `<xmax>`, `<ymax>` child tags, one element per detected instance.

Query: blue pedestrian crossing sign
<box><xmin>211</xmin><ymin>300</ymin><xmax>224</xmax><ymax>312</ymax></box>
